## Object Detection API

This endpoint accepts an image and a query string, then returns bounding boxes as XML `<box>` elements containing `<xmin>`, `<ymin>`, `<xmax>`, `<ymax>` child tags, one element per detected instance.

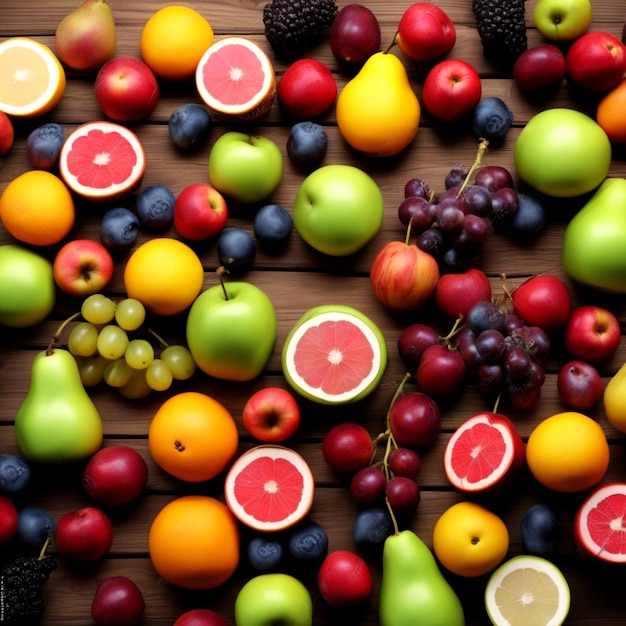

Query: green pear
<box><xmin>380</xmin><ymin>530</ymin><xmax>465</xmax><ymax>626</ymax></box>
<box><xmin>562</xmin><ymin>177</ymin><xmax>626</xmax><ymax>293</ymax></box>
<box><xmin>14</xmin><ymin>348</ymin><xmax>103</xmax><ymax>463</ymax></box>
<box><xmin>55</xmin><ymin>0</ymin><xmax>116</xmax><ymax>71</ymax></box>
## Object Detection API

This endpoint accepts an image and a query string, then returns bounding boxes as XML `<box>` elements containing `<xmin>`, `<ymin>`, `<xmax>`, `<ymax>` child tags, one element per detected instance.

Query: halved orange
<box><xmin>0</xmin><ymin>37</ymin><xmax>66</xmax><ymax>117</ymax></box>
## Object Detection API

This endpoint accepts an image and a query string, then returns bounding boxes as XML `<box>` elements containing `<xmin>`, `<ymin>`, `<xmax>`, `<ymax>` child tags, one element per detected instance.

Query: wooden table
<box><xmin>2</xmin><ymin>1</ymin><xmax>626</xmax><ymax>624</ymax></box>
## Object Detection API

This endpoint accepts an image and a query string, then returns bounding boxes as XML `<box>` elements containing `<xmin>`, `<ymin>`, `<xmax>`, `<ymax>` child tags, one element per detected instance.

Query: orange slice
<box><xmin>0</xmin><ymin>37</ymin><xmax>66</xmax><ymax>117</ymax></box>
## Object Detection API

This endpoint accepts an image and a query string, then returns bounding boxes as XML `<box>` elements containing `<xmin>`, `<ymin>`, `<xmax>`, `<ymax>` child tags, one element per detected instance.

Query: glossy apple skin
<box><xmin>53</xmin><ymin>238</ymin><xmax>114</xmax><ymax>297</ymax></box>
<box><xmin>55</xmin><ymin>507</ymin><xmax>114</xmax><ymax>562</ymax></box>
<box><xmin>322</xmin><ymin>422</ymin><xmax>373</xmax><ymax>473</ymax></box>
<box><xmin>563</xmin><ymin>305</ymin><xmax>621</xmax><ymax>362</ymax></box>
<box><xmin>91</xmin><ymin>576</ymin><xmax>145</xmax><ymax>626</ymax></box>
<box><xmin>532</xmin><ymin>0</ymin><xmax>592</xmax><ymax>41</ymax></box>
<box><xmin>0</xmin><ymin>245</ymin><xmax>55</xmax><ymax>328</ymax></box>
<box><xmin>82</xmin><ymin>445</ymin><xmax>149</xmax><ymax>506</ymax></box>
<box><xmin>566</xmin><ymin>31</ymin><xmax>626</xmax><ymax>92</ymax></box>
<box><xmin>396</xmin><ymin>3</ymin><xmax>456</xmax><ymax>62</ymax></box>
<box><xmin>174</xmin><ymin>609</ymin><xmax>229</xmax><ymax>626</ymax></box>
<box><xmin>174</xmin><ymin>183</ymin><xmax>228</xmax><ymax>241</ymax></box>
<box><xmin>208</xmin><ymin>132</ymin><xmax>283</xmax><ymax>204</ymax></box>
<box><xmin>416</xmin><ymin>344</ymin><xmax>466</xmax><ymax>396</ymax></box>
<box><xmin>513</xmin><ymin>44</ymin><xmax>566</xmax><ymax>91</ymax></box>
<box><xmin>388</xmin><ymin>391</ymin><xmax>441</xmax><ymax>447</ymax></box>
<box><xmin>293</xmin><ymin>165</ymin><xmax>384</xmax><ymax>256</ymax></box>
<box><xmin>514</xmin><ymin>108</ymin><xmax>611</xmax><ymax>197</ymax></box>
<box><xmin>0</xmin><ymin>495</ymin><xmax>18</xmax><ymax>547</ymax></box>
<box><xmin>318</xmin><ymin>549</ymin><xmax>373</xmax><ymax>606</ymax></box>
<box><xmin>370</xmin><ymin>240</ymin><xmax>440</xmax><ymax>311</ymax></box>
<box><xmin>557</xmin><ymin>360</ymin><xmax>604</xmax><ymax>410</ymax></box>
<box><xmin>94</xmin><ymin>57</ymin><xmax>160</xmax><ymax>122</ymax></box>
<box><xmin>242</xmin><ymin>387</ymin><xmax>301</xmax><ymax>443</ymax></box>
<box><xmin>277</xmin><ymin>59</ymin><xmax>337</xmax><ymax>119</ymax></box>
<box><xmin>234</xmin><ymin>573</ymin><xmax>313</xmax><ymax>626</ymax></box>
<box><xmin>422</xmin><ymin>59</ymin><xmax>481</xmax><ymax>122</ymax></box>
<box><xmin>0</xmin><ymin>110</ymin><xmax>14</xmax><ymax>156</ymax></box>
<box><xmin>510</xmin><ymin>275</ymin><xmax>572</xmax><ymax>332</ymax></box>
<box><xmin>435</xmin><ymin>267</ymin><xmax>491</xmax><ymax>320</ymax></box>
<box><xmin>186</xmin><ymin>281</ymin><xmax>277</xmax><ymax>382</ymax></box>
<box><xmin>330</xmin><ymin>4</ymin><xmax>381</xmax><ymax>65</ymax></box>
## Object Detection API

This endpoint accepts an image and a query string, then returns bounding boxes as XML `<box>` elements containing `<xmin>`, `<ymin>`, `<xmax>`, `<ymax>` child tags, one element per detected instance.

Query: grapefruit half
<box><xmin>195</xmin><ymin>36</ymin><xmax>276</xmax><ymax>120</ymax></box>
<box><xmin>59</xmin><ymin>121</ymin><xmax>146</xmax><ymax>201</ymax></box>
<box><xmin>574</xmin><ymin>482</ymin><xmax>626</xmax><ymax>564</ymax></box>
<box><xmin>281</xmin><ymin>304</ymin><xmax>387</xmax><ymax>405</ymax></box>
<box><xmin>224</xmin><ymin>445</ymin><xmax>314</xmax><ymax>532</ymax></box>
<box><xmin>444</xmin><ymin>412</ymin><xmax>526</xmax><ymax>493</ymax></box>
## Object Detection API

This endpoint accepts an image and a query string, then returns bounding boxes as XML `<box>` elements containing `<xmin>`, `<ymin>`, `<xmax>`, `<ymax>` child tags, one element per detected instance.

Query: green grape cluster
<box><xmin>67</xmin><ymin>294</ymin><xmax>196</xmax><ymax>398</ymax></box>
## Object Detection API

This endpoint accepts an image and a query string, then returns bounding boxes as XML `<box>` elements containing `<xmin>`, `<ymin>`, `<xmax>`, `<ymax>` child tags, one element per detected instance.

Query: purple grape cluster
<box><xmin>456</xmin><ymin>300</ymin><xmax>550</xmax><ymax>410</ymax></box>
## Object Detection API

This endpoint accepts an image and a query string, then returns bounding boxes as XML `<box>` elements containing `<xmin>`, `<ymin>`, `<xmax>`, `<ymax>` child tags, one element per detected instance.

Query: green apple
<box><xmin>293</xmin><ymin>164</ymin><xmax>384</xmax><ymax>256</ymax></box>
<box><xmin>0</xmin><ymin>245</ymin><xmax>56</xmax><ymax>328</ymax></box>
<box><xmin>533</xmin><ymin>0</ymin><xmax>593</xmax><ymax>42</ymax></box>
<box><xmin>208</xmin><ymin>131</ymin><xmax>283</xmax><ymax>203</ymax></box>
<box><xmin>186</xmin><ymin>278</ymin><xmax>277</xmax><ymax>381</ymax></box>
<box><xmin>563</xmin><ymin>177</ymin><xmax>626</xmax><ymax>293</ymax></box>
<box><xmin>514</xmin><ymin>108</ymin><xmax>611</xmax><ymax>198</ymax></box>
<box><xmin>234</xmin><ymin>573</ymin><xmax>312</xmax><ymax>626</ymax></box>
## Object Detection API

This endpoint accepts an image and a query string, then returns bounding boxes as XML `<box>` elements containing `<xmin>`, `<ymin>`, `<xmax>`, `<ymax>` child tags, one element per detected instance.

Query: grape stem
<box><xmin>456</xmin><ymin>138</ymin><xmax>490</xmax><ymax>198</ymax></box>
<box><xmin>147</xmin><ymin>328</ymin><xmax>170</xmax><ymax>349</ymax></box>
<box><xmin>47</xmin><ymin>311</ymin><xmax>82</xmax><ymax>355</ymax></box>
<box><xmin>38</xmin><ymin>535</ymin><xmax>52</xmax><ymax>560</ymax></box>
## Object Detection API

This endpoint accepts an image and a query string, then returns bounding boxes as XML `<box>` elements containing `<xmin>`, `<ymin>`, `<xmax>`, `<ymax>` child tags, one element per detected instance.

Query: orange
<box><xmin>141</xmin><ymin>6</ymin><xmax>214</xmax><ymax>81</ymax></box>
<box><xmin>123</xmin><ymin>238</ymin><xmax>204</xmax><ymax>316</ymax></box>
<box><xmin>597</xmin><ymin>78</ymin><xmax>626</xmax><ymax>145</ymax></box>
<box><xmin>526</xmin><ymin>411</ymin><xmax>610</xmax><ymax>493</ymax></box>
<box><xmin>149</xmin><ymin>495</ymin><xmax>239</xmax><ymax>589</ymax></box>
<box><xmin>0</xmin><ymin>170</ymin><xmax>74</xmax><ymax>246</ymax></box>
<box><xmin>148</xmin><ymin>391</ymin><xmax>239</xmax><ymax>483</ymax></box>
<box><xmin>0</xmin><ymin>37</ymin><xmax>66</xmax><ymax>117</ymax></box>
<box><xmin>433</xmin><ymin>501</ymin><xmax>509</xmax><ymax>578</ymax></box>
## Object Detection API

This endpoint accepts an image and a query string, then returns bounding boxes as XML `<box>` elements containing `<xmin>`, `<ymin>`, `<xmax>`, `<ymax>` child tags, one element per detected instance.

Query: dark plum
<box><xmin>330</xmin><ymin>4</ymin><xmax>381</xmax><ymax>66</ymax></box>
<box><xmin>253</xmin><ymin>203</ymin><xmax>292</xmax><ymax>248</ymax></box>
<box><xmin>16</xmin><ymin>507</ymin><xmax>56</xmax><ymax>552</ymax></box>
<box><xmin>217</xmin><ymin>227</ymin><xmax>256</xmax><ymax>271</ymax></box>
<box><xmin>288</xmin><ymin>521</ymin><xmax>328</xmax><ymax>562</ymax></box>
<box><xmin>0</xmin><ymin>454</ymin><xmax>31</xmax><ymax>495</ymax></box>
<box><xmin>26</xmin><ymin>122</ymin><xmax>64</xmax><ymax>169</ymax></box>
<box><xmin>520</xmin><ymin>503</ymin><xmax>561</xmax><ymax>556</ymax></box>
<box><xmin>247</xmin><ymin>535</ymin><xmax>284</xmax><ymax>571</ymax></box>
<box><xmin>352</xmin><ymin>507</ymin><xmax>394</xmax><ymax>549</ymax></box>
<box><xmin>136</xmin><ymin>184</ymin><xmax>175</xmax><ymax>228</ymax></box>
<box><xmin>467</xmin><ymin>300</ymin><xmax>506</xmax><ymax>334</ymax></box>
<box><xmin>286</xmin><ymin>121</ymin><xmax>328</xmax><ymax>166</ymax></box>
<box><xmin>472</xmin><ymin>96</ymin><xmax>514</xmax><ymax>143</ymax></box>
<box><xmin>397</xmin><ymin>323</ymin><xmax>439</xmax><ymax>372</ymax></box>
<box><xmin>100</xmin><ymin>207</ymin><xmax>140</xmax><ymax>252</ymax></box>
<box><xmin>513</xmin><ymin>44</ymin><xmax>566</xmax><ymax>92</ymax></box>
<box><xmin>510</xmin><ymin>192</ymin><xmax>547</xmax><ymax>236</ymax></box>
<box><xmin>168</xmin><ymin>103</ymin><xmax>211</xmax><ymax>150</ymax></box>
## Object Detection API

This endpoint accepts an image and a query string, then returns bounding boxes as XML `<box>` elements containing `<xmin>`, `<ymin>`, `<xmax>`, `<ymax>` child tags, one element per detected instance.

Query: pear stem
<box><xmin>456</xmin><ymin>138</ymin><xmax>490</xmax><ymax>198</ymax></box>
<box><xmin>385</xmin><ymin>32</ymin><xmax>399</xmax><ymax>54</ymax></box>
<box><xmin>216</xmin><ymin>266</ymin><xmax>230</xmax><ymax>301</ymax></box>
<box><xmin>48</xmin><ymin>311</ymin><xmax>82</xmax><ymax>355</ymax></box>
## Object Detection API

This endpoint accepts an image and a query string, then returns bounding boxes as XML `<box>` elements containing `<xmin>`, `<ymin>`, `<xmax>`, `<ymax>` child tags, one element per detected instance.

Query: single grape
<box><xmin>388</xmin><ymin>447</ymin><xmax>422</xmax><ymax>479</ymax></box>
<box><xmin>124</xmin><ymin>339</ymin><xmax>155</xmax><ymax>370</ymax></box>
<box><xmin>462</xmin><ymin>214</ymin><xmax>491</xmax><ymax>245</ymax></box>
<box><xmin>398</xmin><ymin>196</ymin><xmax>435</xmax><ymax>233</ymax></box>
<box><xmin>146</xmin><ymin>359</ymin><xmax>174</xmax><ymax>391</ymax></box>
<box><xmin>160</xmin><ymin>345</ymin><xmax>197</xmax><ymax>380</ymax></box>
<box><xmin>103</xmin><ymin>358</ymin><xmax>134</xmax><ymax>388</ymax></box>
<box><xmin>523</xmin><ymin>326</ymin><xmax>551</xmax><ymax>365</ymax></box>
<box><xmin>456</xmin><ymin>326</ymin><xmax>483</xmax><ymax>373</ymax></box>
<box><xmin>350</xmin><ymin>466</ymin><xmax>387</xmax><ymax>506</ymax></box>
<box><xmin>475</xmin><ymin>328</ymin><xmax>506</xmax><ymax>361</ymax></box>
<box><xmin>474</xmin><ymin>165</ymin><xmax>514</xmax><ymax>192</ymax></box>
<box><xmin>118</xmin><ymin>369</ymin><xmax>152</xmax><ymax>399</ymax></box>
<box><xmin>404</xmin><ymin>178</ymin><xmax>431</xmax><ymax>199</ymax></box>
<box><xmin>463</xmin><ymin>184</ymin><xmax>492</xmax><ymax>217</ymax></box>
<box><xmin>504</xmin><ymin>345</ymin><xmax>532</xmax><ymax>380</ymax></box>
<box><xmin>96</xmin><ymin>325</ymin><xmax>129</xmax><ymax>360</ymax></box>
<box><xmin>504</xmin><ymin>313</ymin><xmax>524</xmax><ymax>334</ymax></box>
<box><xmin>435</xmin><ymin>200</ymin><xmax>465</xmax><ymax>233</ymax></box>
<box><xmin>81</xmin><ymin>294</ymin><xmax>116</xmax><ymax>325</ymax></box>
<box><xmin>385</xmin><ymin>476</ymin><xmax>420</xmax><ymax>515</ymax></box>
<box><xmin>509</xmin><ymin>192</ymin><xmax>547</xmax><ymax>236</ymax></box>
<box><xmin>491</xmin><ymin>187</ymin><xmax>519</xmax><ymax>225</ymax></box>
<box><xmin>467</xmin><ymin>300</ymin><xmax>506</xmax><ymax>334</ymax></box>
<box><xmin>416</xmin><ymin>228</ymin><xmax>446</xmax><ymax>259</ymax></box>
<box><xmin>442</xmin><ymin>247</ymin><xmax>469</xmax><ymax>272</ymax></box>
<box><xmin>507</xmin><ymin>374</ymin><xmax>542</xmax><ymax>410</ymax></box>
<box><xmin>68</xmin><ymin>322</ymin><xmax>99</xmax><ymax>357</ymax></box>
<box><xmin>114</xmin><ymin>298</ymin><xmax>146</xmax><ymax>331</ymax></box>
<box><xmin>444</xmin><ymin>165</ymin><xmax>469</xmax><ymax>189</ymax></box>
<box><xmin>476</xmin><ymin>361</ymin><xmax>505</xmax><ymax>395</ymax></box>
<box><xmin>77</xmin><ymin>355</ymin><xmax>109</xmax><ymax>387</ymax></box>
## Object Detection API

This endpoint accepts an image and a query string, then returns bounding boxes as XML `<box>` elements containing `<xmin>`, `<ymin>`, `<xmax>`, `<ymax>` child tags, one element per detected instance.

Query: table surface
<box><xmin>2</xmin><ymin>1</ymin><xmax>626</xmax><ymax>624</ymax></box>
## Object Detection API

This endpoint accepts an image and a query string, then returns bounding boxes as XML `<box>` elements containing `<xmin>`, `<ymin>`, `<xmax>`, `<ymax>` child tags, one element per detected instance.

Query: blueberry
<box><xmin>253</xmin><ymin>204</ymin><xmax>292</xmax><ymax>248</ymax></box>
<box><xmin>352</xmin><ymin>507</ymin><xmax>394</xmax><ymax>549</ymax></box>
<box><xmin>136</xmin><ymin>184</ymin><xmax>176</xmax><ymax>229</ymax></box>
<box><xmin>287</xmin><ymin>121</ymin><xmax>328</xmax><ymax>166</ymax></box>
<box><xmin>472</xmin><ymin>97</ymin><xmax>514</xmax><ymax>143</ymax></box>
<box><xmin>288</xmin><ymin>521</ymin><xmax>328</xmax><ymax>562</ymax></box>
<box><xmin>25</xmin><ymin>122</ymin><xmax>65</xmax><ymax>169</ymax></box>
<box><xmin>168</xmin><ymin>103</ymin><xmax>212</xmax><ymax>150</ymax></box>
<box><xmin>509</xmin><ymin>192</ymin><xmax>547</xmax><ymax>236</ymax></box>
<box><xmin>17</xmin><ymin>506</ymin><xmax>56</xmax><ymax>552</ymax></box>
<box><xmin>520</xmin><ymin>503</ymin><xmax>561</xmax><ymax>557</ymax></box>
<box><xmin>247</xmin><ymin>535</ymin><xmax>284</xmax><ymax>571</ymax></box>
<box><xmin>100</xmin><ymin>207</ymin><xmax>140</xmax><ymax>252</ymax></box>
<box><xmin>0</xmin><ymin>454</ymin><xmax>31</xmax><ymax>495</ymax></box>
<box><xmin>217</xmin><ymin>228</ymin><xmax>256</xmax><ymax>271</ymax></box>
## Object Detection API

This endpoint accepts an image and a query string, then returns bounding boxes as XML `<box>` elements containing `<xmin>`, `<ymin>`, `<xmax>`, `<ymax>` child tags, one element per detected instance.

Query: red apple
<box><xmin>0</xmin><ymin>110</ymin><xmax>14</xmax><ymax>156</ymax></box>
<box><xmin>318</xmin><ymin>549</ymin><xmax>373</xmax><ymax>606</ymax></box>
<box><xmin>396</xmin><ymin>2</ymin><xmax>456</xmax><ymax>62</ymax></box>
<box><xmin>557</xmin><ymin>360</ymin><xmax>604</xmax><ymax>410</ymax></box>
<box><xmin>435</xmin><ymin>267</ymin><xmax>492</xmax><ymax>320</ymax></box>
<box><xmin>242</xmin><ymin>387</ymin><xmax>301</xmax><ymax>443</ymax></box>
<box><xmin>0</xmin><ymin>495</ymin><xmax>18</xmax><ymax>547</ymax></box>
<box><xmin>54</xmin><ymin>507</ymin><xmax>114</xmax><ymax>562</ymax></box>
<box><xmin>91</xmin><ymin>576</ymin><xmax>145</xmax><ymax>626</ymax></box>
<box><xmin>174</xmin><ymin>609</ymin><xmax>229</xmax><ymax>626</ymax></box>
<box><xmin>370</xmin><ymin>239</ymin><xmax>440</xmax><ymax>311</ymax></box>
<box><xmin>565</xmin><ymin>31</ymin><xmax>626</xmax><ymax>92</ymax></box>
<box><xmin>330</xmin><ymin>4</ymin><xmax>381</xmax><ymax>66</ymax></box>
<box><xmin>82</xmin><ymin>445</ymin><xmax>149</xmax><ymax>506</ymax></box>
<box><xmin>174</xmin><ymin>183</ymin><xmax>228</xmax><ymax>241</ymax></box>
<box><xmin>510</xmin><ymin>275</ymin><xmax>572</xmax><ymax>332</ymax></box>
<box><xmin>277</xmin><ymin>58</ymin><xmax>337</xmax><ymax>120</ymax></box>
<box><xmin>94</xmin><ymin>57</ymin><xmax>160</xmax><ymax>122</ymax></box>
<box><xmin>513</xmin><ymin>44</ymin><xmax>566</xmax><ymax>92</ymax></box>
<box><xmin>563</xmin><ymin>305</ymin><xmax>621</xmax><ymax>362</ymax></box>
<box><xmin>422</xmin><ymin>59</ymin><xmax>482</xmax><ymax>122</ymax></box>
<box><xmin>417</xmin><ymin>343</ymin><xmax>466</xmax><ymax>397</ymax></box>
<box><xmin>53</xmin><ymin>239</ymin><xmax>115</xmax><ymax>297</ymax></box>
<box><xmin>388</xmin><ymin>391</ymin><xmax>441</xmax><ymax>447</ymax></box>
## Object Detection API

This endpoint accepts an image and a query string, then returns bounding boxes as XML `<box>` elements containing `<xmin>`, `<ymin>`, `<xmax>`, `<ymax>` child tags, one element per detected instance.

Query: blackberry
<box><xmin>263</xmin><ymin>0</ymin><xmax>338</xmax><ymax>59</ymax></box>
<box><xmin>472</xmin><ymin>0</ymin><xmax>527</xmax><ymax>70</ymax></box>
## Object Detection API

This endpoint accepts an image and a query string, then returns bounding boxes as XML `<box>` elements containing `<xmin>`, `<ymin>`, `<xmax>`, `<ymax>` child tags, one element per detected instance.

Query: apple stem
<box><xmin>216</xmin><ymin>265</ymin><xmax>230</xmax><ymax>301</ymax></box>
<box><xmin>48</xmin><ymin>311</ymin><xmax>82</xmax><ymax>355</ymax></box>
<box><xmin>456</xmin><ymin>138</ymin><xmax>490</xmax><ymax>198</ymax></box>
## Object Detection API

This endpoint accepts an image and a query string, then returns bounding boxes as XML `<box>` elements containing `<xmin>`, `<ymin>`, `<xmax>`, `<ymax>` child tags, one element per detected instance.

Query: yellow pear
<box><xmin>336</xmin><ymin>51</ymin><xmax>420</xmax><ymax>157</ymax></box>
<box><xmin>604</xmin><ymin>362</ymin><xmax>626</xmax><ymax>433</ymax></box>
